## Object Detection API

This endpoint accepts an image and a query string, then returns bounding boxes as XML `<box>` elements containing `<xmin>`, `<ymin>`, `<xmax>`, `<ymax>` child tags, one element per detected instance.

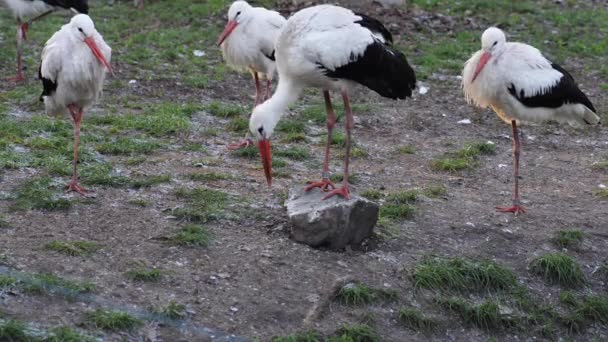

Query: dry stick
<box><xmin>303</xmin><ymin>275</ymin><xmax>355</xmax><ymax>327</ymax></box>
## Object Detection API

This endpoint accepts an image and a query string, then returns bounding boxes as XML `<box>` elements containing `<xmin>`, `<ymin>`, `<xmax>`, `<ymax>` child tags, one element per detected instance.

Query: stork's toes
<box><xmin>227</xmin><ymin>139</ymin><xmax>254</xmax><ymax>150</ymax></box>
<box><xmin>495</xmin><ymin>205</ymin><xmax>527</xmax><ymax>215</ymax></box>
<box><xmin>304</xmin><ymin>179</ymin><xmax>335</xmax><ymax>192</ymax></box>
<box><xmin>66</xmin><ymin>181</ymin><xmax>93</xmax><ymax>196</ymax></box>
<box><xmin>322</xmin><ymin>185</ymin><xmax>350</xmax><ymax>200</ymax></box>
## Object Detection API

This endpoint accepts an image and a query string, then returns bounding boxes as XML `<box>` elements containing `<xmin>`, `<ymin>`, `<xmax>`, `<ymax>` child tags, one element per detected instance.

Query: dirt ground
<box><xmin>0</xmin><ymin>0</ymin><xmax>607</xmax><ymax>341</ymax></box>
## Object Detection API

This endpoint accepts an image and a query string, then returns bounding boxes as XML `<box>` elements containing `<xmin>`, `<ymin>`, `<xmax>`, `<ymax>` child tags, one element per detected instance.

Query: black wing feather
<box><xmin>353</xmin><ymin>12</ymin><xmax>393</xmax><ymax>44</ymax></box>
<box><xmin>39</xmin><ymin>0</ymin><xmax>88</xmax><ymax>13</ymax></box>
<box><xmin>507</xmin><ymin>63</ymin><xmax>596</xmax><ymax>113</ymax></box>
<box><xmin>39</xmin><ymin>65</ymin><xmax>57</xmax><ymax>102</ymax></box>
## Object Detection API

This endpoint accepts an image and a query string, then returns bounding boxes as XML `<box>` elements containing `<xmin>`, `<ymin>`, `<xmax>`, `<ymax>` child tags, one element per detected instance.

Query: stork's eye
<box><xmin>492</xmin><ymin>41</ymin><xmax>497</xmax><ymax>46</ymax></box>
<box><xmin>78</xmin><ymin>27</ymin><xmax>83</xmax><ymax>33</ymax></box>
<box><xmin>236</xmin><ymin>11</ymin><xmax>241</xmax><ymax>17</ymax></box>
<box><xmin>257</xmin><ymin>126</ymin><xmax>264</xmax><ymax>134</ymax></box>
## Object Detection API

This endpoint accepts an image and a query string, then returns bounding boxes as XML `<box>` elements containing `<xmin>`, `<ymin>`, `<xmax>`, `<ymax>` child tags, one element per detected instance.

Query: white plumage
<box><xmin>462</xmin><ymin>27</ymin><xmax>599</xmax><ymax>126</ymax></box>
<box><xmin>249</xmin><ymin>4</ymin><xmax>416</xmax><ymax>199</ymax></box>
<box><xmin>40</xmin><ymin>14</ymin><xmax>112</xmax><ymax>195</ymax></box>
<box><xmin>2</xmin><ymin>0</ymin><xmax>53</xmax><ymax>19</ymax></box>
<box><xmin>41</xmin><ymin>15</ymin><xmax>111</xmax><ymax>116</ymax></box>
<box><xmin>219</xmin><ymin>1</ymin><xmax>285</xmax><ymax>104</ymax></box>
<box><xmin>462</xmin><ymin>27</ymin><xmax>600</xmax><ymax>214</ymax></box>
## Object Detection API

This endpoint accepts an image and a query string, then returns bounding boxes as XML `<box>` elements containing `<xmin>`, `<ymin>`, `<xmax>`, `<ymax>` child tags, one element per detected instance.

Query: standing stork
<box><xmin>1</xmin><ymin>0</ymin><xmax>88</xmax><ymax>82</ymax></box>
<box><xmin>462</xmin><ymin>27</ymin><xmax>600</xmax><ymax>214</ymax></box>
<box><xmin>217</xmin><ymin>0</ymin><xmax>286</xmax><ymax>149</ymax></box>
<box><xmin>248</xmin><ymin>4</ymin><xmax>416</xmax><ymax>199</ymax></box>
<box><xmin>40</xmin><ymin>14</ymin><xmax>112</xmax><ymax>195</ymax></box>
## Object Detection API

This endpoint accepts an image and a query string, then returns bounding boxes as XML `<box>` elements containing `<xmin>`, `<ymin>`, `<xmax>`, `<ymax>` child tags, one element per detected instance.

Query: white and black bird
<box><xmin>217</xmin><ymin>0</ymin><xmax>286</xmax><ymax>149</ymax></box>
<box><xmin>248</xmin><ymin>4</ymin><xmax>416</xmax><ymax>199</ymax></box>
<box><xmin>39</xmin><ymin>14</ymin><xmax>112</xmax><ymax>195</ymax></box>
<box><xmin>462</xmin><ymin>27</ymin><xmax>600</xmax><ymax>214</ymax></box>
<box><xmin>1</xmin><ymin>0</ymin><xmax>88</xmax><ymax>82</ymax></box>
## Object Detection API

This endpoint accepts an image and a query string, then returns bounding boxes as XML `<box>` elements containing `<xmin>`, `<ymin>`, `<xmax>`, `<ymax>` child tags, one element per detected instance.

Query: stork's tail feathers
<box><xmin>320</xmin><ymin>41</ymin><xmax>416</xmax><ymax>100</ymax></box>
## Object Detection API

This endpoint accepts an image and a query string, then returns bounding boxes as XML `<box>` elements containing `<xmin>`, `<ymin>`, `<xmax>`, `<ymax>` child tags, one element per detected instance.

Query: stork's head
<box><xmin>217</xmin><ymin>1</ymin><xmax>252</xmax><ymax>46</ymax></box>
<box><xmin>249</xmin><ymin>101</ymin><xmax>280</xmax><ymax>187</ymax></box>
<box><xmin>472</xmin><ymin>27</ymin><xmax>506</xmax><ymax>82</ymax></box>
<box><xmin>70</xmin><ymin>15</ymin><xmax>113</xmax><ymax>75</ymax></box>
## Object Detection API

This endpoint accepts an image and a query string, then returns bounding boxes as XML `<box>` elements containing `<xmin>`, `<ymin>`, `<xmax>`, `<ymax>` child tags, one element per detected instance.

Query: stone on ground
<box><xmin>285</xmin><ymin>187</ymin><xmax>379</xmax><ymax>250</ymax></box>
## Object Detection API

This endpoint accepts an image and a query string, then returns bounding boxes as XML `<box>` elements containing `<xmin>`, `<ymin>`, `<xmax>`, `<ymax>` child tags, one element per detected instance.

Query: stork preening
<box><xmin>249</xmin><ymin>4</ymin><xmax>416</xmax><ymax>199</ymax></box>
<box><xmin>217</xmin><ymin>0</ymin><xmax>286</xmax><ymax>149</ymax></box>
<box><xmin>39</xmin><ymin>14</ymin><xmax>112</xmax><ymax>195</ymax></box>
<box><xmin>463</xmin><ymin>27</ymin><xmax>600</xmax><ymax>214</ymax></box>
<box><xmin>1</xmin><ymin>0</ymin><xmax>88</xmax><ymax>82</ymax></box>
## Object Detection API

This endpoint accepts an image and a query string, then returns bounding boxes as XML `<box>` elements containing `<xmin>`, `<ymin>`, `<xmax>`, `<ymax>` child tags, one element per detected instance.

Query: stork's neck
<box><xmin>261</xmin><ymin>77</ymin><xmax>303</xmax><ymax>126</ymax></box>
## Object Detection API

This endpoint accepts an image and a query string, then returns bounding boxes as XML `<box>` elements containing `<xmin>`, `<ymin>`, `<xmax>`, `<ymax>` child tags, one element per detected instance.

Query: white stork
<box><xmin>1</xmin><ymin>0</ymin><xmax>88</xmax><ymax>82</ymax></box>
<box><xmin>462</xmin><ymin>27</ymin><xmax>600</xmax><ymax>214</ymax></box>
<box><xmin>217</xmin><ymin>0</ymin><xmax>286</xmax><ymax>149</ymax></box>
<box><xmin>248</xmin><ymin>4</ymin><xmax>416</xmax><ymax>200</ymax></box>
<box><xmin>39</xmin><ymin>14</ymin><xmax>112</xmax><ymax>195</ymax></box>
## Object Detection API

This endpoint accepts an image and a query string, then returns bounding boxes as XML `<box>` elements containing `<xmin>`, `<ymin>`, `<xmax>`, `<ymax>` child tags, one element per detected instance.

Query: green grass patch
<box><xmin>328</xmin><ymin>324</ymin><xmax>380</xmax><ymax>342</ymax></box>
<box><xmin>275</xmin><ymin>146</ymin><xmax>310</xmax><ymax>161</ymax></box>
<box><xmin>273</xmin><ymin>330</ymin><xmax>322</xmax><ymax>342</ymax></box>
<box><xmin>168</xmin><ymin>224</ymin><xmax>214</xmax><ymax>247</ymax></box>
<box><xmin>187</xmin><ymin>172</ymin><xmax>231</xmax><ymax>181</ymax></box>
<box><xmin>22</xmin><ymin>273</ymin><xmax>95</xmax><ymax>296</ymax></box>
<box><xmin>128</xmin><ymin>198</ymin><xmax>150</xmax><ymax>207</ymax></box>
<box><xmin>436</xmin><ymin>297</ymin><xmax>516</xmax><ymax>330</ymax></box>
<box><xmin>276</xmin><ymin>119</ymin><xmax>306</xmax><ymax>134</ymax></box>
<box><xmin>126</xmin><ymin>267</ymin><xmax>163</xmax><ymax>282</ymax></box>
<box><xmin>44</xmin><ymin>240</ymin><xmax>100</xmax><ymax>256</ymax></box>
<box><xmin>231</xmin><ymin>145</ymin><xmax>258</xmax><ymax>158</ymax></box>
<box><xmin>379</xmin><ymin>190</ymin><xmax>418</xmax><ymax>222</ymax></box>
<box><xmin>283</xmin><ymin>132</ymin><xmax>307</xmax><ymax>143</ymax></box>
<box><xmin>593</xmin><ymin>189</ymin><xmax>608</xmax><ymax>199</ymax></box>
<box><xmin>360</xmin><ymin>189</ymin><xmax>382</xmax><ymax>200</ymax></box>
<box><xmin>84</xmin><ymin>309</ymin><xmax>143</xmax><ymax>331</ymax></box>
<box><xmin>226</xmin><ymin>117</ymin><xmax>249</xmax><ymax>133</ymax></box>
<box><xmin>424</xmin><ymin>184</ymin><xmax>448</xmax><ymax>198</ymax></box>
<box><xmin>129</xmin><ymin>174</ymin><xmax>171</xmax><ymax>189</ymax></box>
<box><xmin>0</xmin><ymin>320</ymin><xmax>30</xmax><ymax>341</ymax></box>
<box><xmin>530</xmin><ymin>253</ymin><xmax>586</xmax><ymax>288</ymax></box>
<box><xmin>396</xmin><ymin>145</ymin><xmax>416</xmax><ymax>154</ymax></box>
<box><xmin>153</xmin><ymin>301</ymin><xmax>188</xmax><ymax>320</ymax></box>
<box><xmin>48</xmin><ymin>326</ymin><xmax>95</xmax><ymax>342</ymax></box>
<box><xmin>97</xmin><ymin>137</ymin><xmax>162</xmax><ymax>155</ymax></box>
<box><xmin>398</xmin><ymin>307</ymin><xmax>438</xmax><ymax>332</ymax></box>
<box><xmin>336</xmin><ymin>282</ymin><xmax>398</xmax><ymax>306</ymax></box>
<box><xmin>11</xmin><ymin>177</ymin><xmax>72</xmax><ymax>211</ymax></box>
<box><xmin>412</xmin><ymin>256</ymin><xmax>517</xmax><ymax>292</ymax></box>
<box><xmin>329</xmin><ymin>173</ymin><xmax>359</xmax><ymax>185</ymax></box>
<box><xmin>552</xmin><ymin>229</ymin><xmax>584</xmax><ymax>249</ymax></box>
<box><xmin>0</xmin><ymin>275</ymin><xmax>17</xmax><ymax>288</ymax></box>
<box><xmin>173</xmin><ymin>187</ymin><xmax>230</xmax><ymax>222</ymax></box>
<box><xmin>204</xmin><ymin>101</ymin><xmax>247</xmax><ymax>118</ymax></box>
<box><xmin>431</xmin><ymin>141</ymin><xmax>495</xmax><ymax>173</ymax></box>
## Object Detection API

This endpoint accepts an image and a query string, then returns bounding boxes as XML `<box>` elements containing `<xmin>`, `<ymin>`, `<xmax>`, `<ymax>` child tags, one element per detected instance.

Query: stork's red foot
<box><xmin>322</xmin><ymin>184</ymin><xmax>350</xmax><ymax>200</ymax></box>
<box><xmin>5</xmin><ymin>74</ymin><xmax>24</xmax><ymax>83</ymax></box>
<box><xmin>305</xmin><ymin>178</ymin><xmax>335</xmax><ymax>192</ymax></box>
<box><xmin>227</xmin><ymin>138</ymin><xmax>254</xmax><ymax>150</ymax></box>
<box><xmin>495</xmin><ymin>204</ymin><xmax>526</xmax><ymax>215</ymax></box>
<box><xmin>66</xmin><ymin>181</ymin><xmax>92</xmax><ymax>196</ymax></box>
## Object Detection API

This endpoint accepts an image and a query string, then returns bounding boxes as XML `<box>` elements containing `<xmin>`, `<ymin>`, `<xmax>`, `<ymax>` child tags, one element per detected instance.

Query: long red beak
<box><xmin>217</xmin><ymin>20</ymin><xmax>238</xmax><ymax>46</ymax></box>
<box><xmin>84</xmin><ymin>37</ymin><xmax>113</xmax><ymax>76</ymax></box>
<box><xmin>257</xmin><ymin>139</ymin><xmax>272</xmax><ymax>187</ymax></box>
<box><xmin>472</xmin><ymin>51</ymin><xmax>491</xmax><ymax>82</ymax></box>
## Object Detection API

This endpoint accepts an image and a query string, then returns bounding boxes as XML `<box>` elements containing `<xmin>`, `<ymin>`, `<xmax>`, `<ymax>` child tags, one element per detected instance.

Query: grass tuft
<box><xmin>424</xmin><ymin>184</ymin><xmax>448</xmax><ymax>198</ymax></box>
<box><xmin>412</xmin><ymin>256</ymin><xmax>517</xmax><ymax>292</ymax></box>
<box><xmin>275</xmin><ymin>146</ymin><xmax>310</xmax><ymax>161</ymax></box>
<box><xmin>431</xmin><ymin>141</ymin><xmax>495</xmax><ymax>172</ymax></box>
<box><xmin>0</xmin><ymin>275</ymin><xmax>17</xmax><ymax>288</ymax></box>
<box><xmin>396</xmin><ymin>145</ymin><xmax>416</xmax><ymax>154</ymax></box>
<box><xmin>169</xmin><ymin>224</ymin><xmax>214</xmax><ymax>247</ymax></box>
<box><xmin>173</xmin><ymin>187</ymin><xmax>229</xmax><ymax>222</ymax></box>
<box><xmin>11</xmin><ymin>177</ymin><xmax>71</xmax><ymax>211</ymax></box>
<box><xmin>153</xmin><ymin>301</ymin><xmax>188</xmax><ymax>320</ymax></box>
<box><xmin>328</xmin><ymin>324</ymin><xmax>380</xmax><ymax>342</ymax></box>
<box><xmin>336</xmin><ymin>282</ymin><xmax>398</xmax><ymax>306</ymax></box>
<box><xmin>126</xmin><ymin>267</ymin><xmax>163</xmax><ymax>282</ymax></box>
<box><xmin>0</xmin><ymin>320</ymin><xmax>29</xmax><ymax>341</ymax></box>
<box><xmin>530</xmin><ymin>253</ymin><xmax>586</xmax><ymax>288</ymax></box>
<box><xmin>552</xmin><ymin>229</ymin><xmax>584</xmax><ymax>249</ymax></box>
<box><xmin>436</xmin><ymin>297</ymin><xmax>515</xmax><ymax>330</ymax></box>
<box><xmin>44</xmin><ymin>240</ymin><xmax>100</xmax><ymax>256</ymax></box>
<box><xmin>398</xmin><ymin>307</ymin><xmax>438</xmax><ymax>332</ymax></box>
<box><xmin>273</xmin><ymin>330</ymin><xmax>322</xmax><ymax>342</ymax></box>
<box><xmin>85</xmin><ymin>309</ymin><xmax>143</xmax><ymax>331</ymax></box>
<box><xmin>360</xmin><ymin>189</ymin><xmax>382</xmax><ymax>200</ymax></box>
<box><xmin>22</xmin><ymin>273</ymin><xmax>94</xmax><ymax>296</ymax></box>
<box><xmin>48</xmin><ymin>326</ymin><xmax>94</xmax><ymax>342</ymax></box>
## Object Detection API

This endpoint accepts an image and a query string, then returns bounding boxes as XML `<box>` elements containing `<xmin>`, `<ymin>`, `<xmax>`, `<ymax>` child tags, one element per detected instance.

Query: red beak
<box><xmin>217</xmin><ymin>20</ymin><xmax>238</xmax><ymax>46</ymax></box>
<box><xmin>257</xmin><ymin>139</ymin><xmax>272</xmax><ymax>187</ymax></box>
<box><xmin>84</xmin><ymin>37</ymin><xmax>113</xmax><ymax>76</ymax></box>
<box><xmin>472</xmin><ymin>51</ymin><xmax>491</xmax><ymax>82</ymax></box>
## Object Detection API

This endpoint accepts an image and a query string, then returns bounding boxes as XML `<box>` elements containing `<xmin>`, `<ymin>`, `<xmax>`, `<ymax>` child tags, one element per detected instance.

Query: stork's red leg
<box><xmin>306</xmin><ymin>90</ymin><xmax>336</xmax><ymax>192</ymax></box>
<box><xmin>66</xmin><ymin>105</ymin><xmax>91</xmax><ymax>196</ymax></box>
<box><xmin>227</xmin><ymin>71</ymin><xmax>260</xmax><ymax>150</ymax></box>
<box><xmin>322</xmin><ymin>92</ymin><xmax>353</xmax><ymax>200</ymax></box>
<box><xmin>496</xmin><ymin>120</ymin><xmax>526</xmax><ymax>214</ymax></box>
<box><xmin>6</xmin><ymin>22</ymin><xmax>26</xmax><ymax>82</ymax></box>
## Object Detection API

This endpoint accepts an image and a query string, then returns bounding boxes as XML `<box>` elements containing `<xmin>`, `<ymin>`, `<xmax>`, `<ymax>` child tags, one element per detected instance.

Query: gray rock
<box><xmin>285</xmin><ymin>187</ymin><xmax>379</xmax><ymax>250</ymax></box>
